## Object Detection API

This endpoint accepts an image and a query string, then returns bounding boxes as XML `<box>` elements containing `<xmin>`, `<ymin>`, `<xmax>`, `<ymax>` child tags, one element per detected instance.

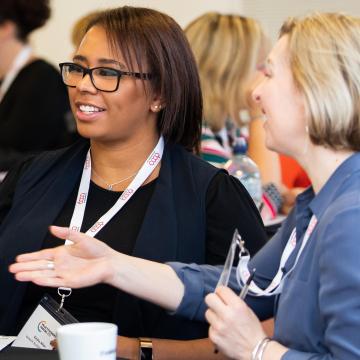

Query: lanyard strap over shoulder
<box><xmin>237</xmin><ymin>215</ymin><xmax>318</xmax><ymax>296</ymax></box>
<box><xmin>66</xmin><ymin>135</ymin><xmax>164</xmax><ymax>243</ymax></box>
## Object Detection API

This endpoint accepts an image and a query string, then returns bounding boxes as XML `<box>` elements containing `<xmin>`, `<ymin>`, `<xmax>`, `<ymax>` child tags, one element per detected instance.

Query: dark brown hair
<box><xmin>87</xmin><ymin>6</ymin><xmax>202</xmax><ymax>151</ymax></box>
<box><xmin>0</xmin><ymin>0</ymin><xmax>50</xmax><ymax>41</ymax></box>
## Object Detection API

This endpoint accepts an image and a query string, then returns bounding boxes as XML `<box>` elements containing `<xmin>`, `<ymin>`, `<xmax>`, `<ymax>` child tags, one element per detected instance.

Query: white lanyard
<box><xmin>57</xmin><ymin>136</ymin><xmax>164</xmax><ymax>304</ymax></box>
<box><xmin>237</xmin><ymin>214</ymin><xmax>318</xmax><ymax>296</ymax></box>
<box><xmin>67</xmin><ymin>135</ymin><xmax>164</xmax><ymax>242</ymax></box>
<box><xmin>0</xmin><ymin>46</ymin><xmax>32</xmax><ymax>102</ymax></box>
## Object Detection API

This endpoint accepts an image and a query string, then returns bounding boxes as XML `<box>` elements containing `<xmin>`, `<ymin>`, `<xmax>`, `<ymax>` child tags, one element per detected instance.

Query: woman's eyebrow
<box><xmin>72</xmin><ymin>55</ymin><xmax>127</xmax><ymax>70</ymax></box>
<box><xmin>73</xmin><ymin>54</ymin><xmax>88</xmax><ymax>64</ymax></box>
<box><xmin>98</xmin><ymin>58</ymin><xmax>127</xmax><ymax>70</ymax></box>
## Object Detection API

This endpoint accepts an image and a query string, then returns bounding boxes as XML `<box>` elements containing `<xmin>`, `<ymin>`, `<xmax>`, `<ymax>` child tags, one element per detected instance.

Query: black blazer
<box><xmin>0</xmin><ymin>139</ymin><xmax>221</xmax><ymax>338</ymax></box>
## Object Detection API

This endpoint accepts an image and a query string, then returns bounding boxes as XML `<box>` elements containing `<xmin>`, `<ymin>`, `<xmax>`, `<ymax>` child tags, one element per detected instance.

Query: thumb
<box><xmin>49</xmin><ymin>225</ymin><xmax>88</xmax><ymax>244</ymax></box>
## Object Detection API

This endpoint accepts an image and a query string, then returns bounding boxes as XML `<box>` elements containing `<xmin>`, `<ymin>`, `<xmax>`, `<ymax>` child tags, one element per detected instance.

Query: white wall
<box><xmin>243</xmin><ymin>0</ymin><xmax>360</xmax><ymax>41</ymax></box>
<box><xmin>29</xmin><ymin>0</ymin><xmax>244</xmax><ymax>66</ymax></box>
<box><xmin>30</xmin><ymin>0</ymin><xmax>360</xmax><ymax>66</ymax></box>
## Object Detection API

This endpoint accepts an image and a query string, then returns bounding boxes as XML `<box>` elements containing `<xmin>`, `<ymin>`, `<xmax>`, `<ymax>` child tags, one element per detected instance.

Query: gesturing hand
<box><xmin>9</xmin><ymin>226</ymin><xmax>116</xmax><ymax>289</ymax></box>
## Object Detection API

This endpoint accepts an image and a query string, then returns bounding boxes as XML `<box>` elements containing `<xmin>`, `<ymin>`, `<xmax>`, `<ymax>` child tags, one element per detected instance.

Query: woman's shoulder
<box><xmin>17</xmin><ymin>59</ymin><xmax>61</xmax><ymax>84</ymax></box>
<box><xmin>14</xmin><ymin>139</ymin><xmax>87</xmax><ymax>183</ymax></box>
<box><xmin>167</xmin><ymin>143</ymin><xmax>222</xmax><ymax>172</ymax></box>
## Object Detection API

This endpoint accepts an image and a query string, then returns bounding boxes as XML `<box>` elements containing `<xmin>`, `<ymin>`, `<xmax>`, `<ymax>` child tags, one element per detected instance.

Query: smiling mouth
<box><xmin>78</xmin><ymin>104</ymin><xmax>105</xmax><ymax>114</ymax></box>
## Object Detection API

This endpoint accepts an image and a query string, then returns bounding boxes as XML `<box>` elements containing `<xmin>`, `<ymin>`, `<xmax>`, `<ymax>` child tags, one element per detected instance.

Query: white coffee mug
<box><xmin>57</xmin><ymin>322</ymin><xmax>117</xmax><ymax>360</ymax></box>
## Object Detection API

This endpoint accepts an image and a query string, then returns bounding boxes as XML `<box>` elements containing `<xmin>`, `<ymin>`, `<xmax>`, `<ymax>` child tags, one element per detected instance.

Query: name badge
<box><xmin>12</xmin><ymin>294</ymin><xmax>78</xmax><ymax>350</ymax></box>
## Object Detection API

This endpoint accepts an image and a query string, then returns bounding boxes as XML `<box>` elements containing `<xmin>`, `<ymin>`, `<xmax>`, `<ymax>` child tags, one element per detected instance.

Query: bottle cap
<box><xmin>233</xmin><ymin>137</ymin><xmax>248</xmax><ymax>155</ymax></box>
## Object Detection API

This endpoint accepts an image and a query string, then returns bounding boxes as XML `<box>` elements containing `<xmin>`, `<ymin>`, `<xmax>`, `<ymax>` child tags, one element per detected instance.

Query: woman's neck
<box><xmin>89</xmin><ymin>134</ymin><xmax>161</xmax><ymax>190</ymax></box>
<box><xmin>297</xmin><ymin>145</ymin><xmax>354</xmax><ymax>194</ymax></box>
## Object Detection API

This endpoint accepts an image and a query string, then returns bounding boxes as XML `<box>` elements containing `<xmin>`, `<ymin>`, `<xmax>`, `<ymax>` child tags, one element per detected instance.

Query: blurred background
<box><xmin>31</xmin><ymin>0</ymin><xmax>360</xmax><ymax>66</ymax></box>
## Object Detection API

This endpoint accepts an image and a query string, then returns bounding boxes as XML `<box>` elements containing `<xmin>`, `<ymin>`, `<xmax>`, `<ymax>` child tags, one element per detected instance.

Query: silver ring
<box><xmin>46</xmin><ymin>261</ymin><xmax>55</xmax><ymax>270</ymax></box>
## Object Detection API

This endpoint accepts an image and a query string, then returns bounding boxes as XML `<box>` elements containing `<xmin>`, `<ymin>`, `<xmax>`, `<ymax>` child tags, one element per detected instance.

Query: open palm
<box><xmin>9</xmin><ymin>226</ymin><xmax>116</xmax><ymax>289</ymax></box>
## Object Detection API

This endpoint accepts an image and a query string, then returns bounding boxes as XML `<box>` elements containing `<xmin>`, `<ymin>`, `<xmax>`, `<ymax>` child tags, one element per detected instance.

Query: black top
<box><xmin>0</xmin><ymin>142</ymin><xmax>267</xmax><ymax>338</ymax></box>
<box><xmin>0</xmin><ymin>164</ymin><xmax>265</xmax><ymax>334</ymax></box>
<box><xmin>0</xmin><ymin>59</ymin><xmax>77</xmax><ymax>171</ymax></box>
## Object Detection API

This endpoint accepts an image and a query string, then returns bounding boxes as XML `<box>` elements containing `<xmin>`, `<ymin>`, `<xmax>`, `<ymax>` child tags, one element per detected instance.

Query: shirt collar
<box><xmin>298</xmin><ymin>152</ymin><xmax>360</xmax><ymax>220</ymax></box>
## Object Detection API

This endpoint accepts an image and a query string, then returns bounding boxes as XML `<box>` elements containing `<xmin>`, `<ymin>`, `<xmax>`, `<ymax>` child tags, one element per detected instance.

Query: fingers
<box><xmin>15</xmin><ymin>248</ymin><xmax>55</xmax><ymax>263</ymax></box>
<box><xmin>49</xmin><ymin>226</ymin><xmax>92</xmax><ymax>244</ymax></box>
<box><xmin>205</xmin><ymin>286</ymin><xmax>244</xmax><ymax>312</ymax></box>
<box><xmin>32</xmin><ymin>276</ymin><xmax>65</xmax><ymax>288</ymax></box>
<box><xmin>9</xmin><ymin>259</ymin><xmax>54</xmax><ymax>274</ymax></box>
<box><xmin>14</xmin><ymin>269</ymin><xmax>58</xmax><ymax>282</ymax></box>
<box><xmin>216</xmin><ymin>286</ymin><xmax>243</xmax><ymax>306</ymax></box>
<box><xmin>49</xmin><ymin>226</ymin><xmax>71</xmax><ymax>240</ymax></box>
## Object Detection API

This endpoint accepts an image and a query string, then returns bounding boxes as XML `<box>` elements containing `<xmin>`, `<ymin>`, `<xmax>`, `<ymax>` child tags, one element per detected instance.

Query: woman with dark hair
<box><xmin>0</xmin><ymin>0</ymin><xmax>75</xmax><ymax>173</ymax></box>
<box><xmin>0</xmin><ymin>6</ymin><xmax>266</xmax><ymax>359</ymax></box>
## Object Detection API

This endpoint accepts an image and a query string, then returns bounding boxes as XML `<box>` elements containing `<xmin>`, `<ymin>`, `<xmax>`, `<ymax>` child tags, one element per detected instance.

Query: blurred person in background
<box><xmin>0</xmin><ymin>0</ymin><xmax>76</xmax><ymax>175</ymax></box>
<box><xmin>185</xmin><ymin>13</ymin><xmax>307</xmax><ymax>220</ymax></box>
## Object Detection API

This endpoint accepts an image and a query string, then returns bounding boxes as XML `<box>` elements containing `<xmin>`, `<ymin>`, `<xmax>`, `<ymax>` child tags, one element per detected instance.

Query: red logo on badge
<box><xmin>120</xmin><ymin>188</ymin><xmax>134</xmax><ymax>201</ymax></box>
<box><xmin>84</xmin><ymin>157</ymin><xmax>91</xmax><ymax>169</ymax></box>
<box><xmin>77</xmin><ymin>192</ymin><xmax>87</xmax><ymax>204</ymax></box>
<box><xmin>90</xmin><ymin>221</ymin><xmax>104</xmax><ymax>233</ymax></box>
<box><xmin>148</xmin><ymin>152</ymin><xmax>160</xmax><ymax>166</ymax></box>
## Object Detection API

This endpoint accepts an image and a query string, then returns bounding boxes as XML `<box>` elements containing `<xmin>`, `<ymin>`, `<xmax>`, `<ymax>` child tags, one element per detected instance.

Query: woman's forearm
<box><xmin>106</xmin><ymin>252</ymin><xmax>185</xmax><ymax>311</ymax></box>
<box><xmin>152</xmin><ymin>338</ymin><xmax>227</xmax><ymax>360</ymax></box>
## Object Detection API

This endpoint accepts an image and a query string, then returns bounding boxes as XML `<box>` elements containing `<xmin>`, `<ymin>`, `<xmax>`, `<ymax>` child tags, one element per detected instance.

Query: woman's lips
<box><xmin>75</xmin><ymin>103</ymin><xmax>106</xmax><ymax>121</ymax></box>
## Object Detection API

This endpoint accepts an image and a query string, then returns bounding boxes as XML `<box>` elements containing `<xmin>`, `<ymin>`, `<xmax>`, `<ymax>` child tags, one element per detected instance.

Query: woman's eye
<box><xmin>69</xmin><ymin>65</ymin><xmax>83</xmax><ymax>74</ymax></box>
<box><xmin>96</xmin><ymin>68</ymin><xmax>118</xmax><ymax>77</ymax></box>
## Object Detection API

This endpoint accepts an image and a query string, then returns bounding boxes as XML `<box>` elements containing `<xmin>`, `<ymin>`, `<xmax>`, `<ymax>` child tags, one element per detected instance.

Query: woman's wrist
<box><xmin>262</xmin><ymin>339</ymin><xmax>288</xmax><ymax>360</ymax></box>
<box><xmin>103</xmin><ymin>250</ymin><xmax>124</xmax><ymax>286</ymax></box>
<box><xmin>117</xmin><ymin>336</ymin><xmax>141</xmax><ymax>360</ymax></box>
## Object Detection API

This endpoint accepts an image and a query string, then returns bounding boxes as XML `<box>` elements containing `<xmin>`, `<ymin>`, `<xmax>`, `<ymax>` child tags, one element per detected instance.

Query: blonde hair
<box><xmin>185</xmin><ymin>13</ymin><xmax>267</xmax><ymax>132</ymax></box>
<box><xmin>280</xmin><ymin>13</ymin><xmax>360</xmax><ymax>151</ymax></box>
<box><xmin>71</xmin><ymin>10</ymin><xmax>102</xmax><ymax>48</ymax></box>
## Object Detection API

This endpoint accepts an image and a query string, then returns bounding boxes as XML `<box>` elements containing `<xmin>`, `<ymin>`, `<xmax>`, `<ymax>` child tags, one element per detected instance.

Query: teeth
<box><xmin>79</xmin><ymin>104</ymin><xmax>103</xmax><ymax>113</ymax></box>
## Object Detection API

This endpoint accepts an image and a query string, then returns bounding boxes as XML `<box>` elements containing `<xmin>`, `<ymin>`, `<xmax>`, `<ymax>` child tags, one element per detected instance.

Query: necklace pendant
<box><xmin>107</xmin><ymin>185</ymin><xmax>113</xmax><ymax>191</ymax></box>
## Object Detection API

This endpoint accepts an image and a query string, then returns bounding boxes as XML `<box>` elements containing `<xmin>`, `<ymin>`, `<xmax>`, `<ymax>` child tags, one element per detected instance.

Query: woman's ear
<box><xmin>150</xmin><ymin>93</ymin><xmax>165</xmax><ymax>113</ymax></box>
<box><xmin>150</xmin><ymin>102</ymin><xmax>164</xmax><ymax>113</ymax></box>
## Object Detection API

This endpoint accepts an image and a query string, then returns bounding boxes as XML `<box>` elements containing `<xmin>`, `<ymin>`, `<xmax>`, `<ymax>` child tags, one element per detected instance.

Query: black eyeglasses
<box><xmin>59</xmin><ymin>62</ymin><xmax>152</xmax><ymax>92</ymax></box>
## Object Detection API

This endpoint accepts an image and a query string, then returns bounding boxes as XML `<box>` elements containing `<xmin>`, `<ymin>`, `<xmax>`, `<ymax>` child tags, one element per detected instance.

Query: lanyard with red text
<box><xmin>237</xmin><ymin>214</ymin><xmax>318</xmax><ymax>296</ymax></box>
<box><xmin>57</xmin><ymin>136</ymin><xmax>164</xmax><ymax>306</ymax></box>
<box><xmin>0</xmin><ymin>46</ymin><xmax>32</xmax><ymax>102</ymax></box>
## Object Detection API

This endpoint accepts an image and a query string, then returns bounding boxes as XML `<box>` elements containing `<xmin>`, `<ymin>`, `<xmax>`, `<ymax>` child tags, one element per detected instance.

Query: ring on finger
<box><xmin>46</xmin><ymin>261</ymin><xmax>55</xmax><ymax>270</ymax></box>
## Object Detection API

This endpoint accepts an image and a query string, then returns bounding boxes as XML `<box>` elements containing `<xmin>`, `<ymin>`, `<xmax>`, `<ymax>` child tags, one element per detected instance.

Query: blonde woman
<box><xmin>186</xmin><ymin>13</ymin><xmax>283</xmax><ymax>218</ymax></box>
<box><xmin>11</xmin><ymin>12</ymin><xmax>360</xmax><ymax>359</ymax></box>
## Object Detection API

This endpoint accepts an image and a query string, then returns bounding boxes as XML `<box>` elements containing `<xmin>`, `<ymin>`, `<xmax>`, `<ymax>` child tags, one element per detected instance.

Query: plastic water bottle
<box><xmin>225</xmin><ymin>138</ymin><xmax>262</xmax><ymax>208</ymax></box>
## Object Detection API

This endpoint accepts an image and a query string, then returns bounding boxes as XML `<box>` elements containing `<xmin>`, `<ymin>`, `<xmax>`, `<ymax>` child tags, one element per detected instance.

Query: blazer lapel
<box><xmin>132</xmin><ymin>145</ymin><xmax>178</xmax><ymax>262</ymax></box>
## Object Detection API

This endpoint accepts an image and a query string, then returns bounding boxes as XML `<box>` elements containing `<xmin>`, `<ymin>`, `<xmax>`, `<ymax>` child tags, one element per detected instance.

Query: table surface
<box><xmin>0</xmin><ymin>347</ymin><xmax>126</xmax><ymax>359</ymax></box>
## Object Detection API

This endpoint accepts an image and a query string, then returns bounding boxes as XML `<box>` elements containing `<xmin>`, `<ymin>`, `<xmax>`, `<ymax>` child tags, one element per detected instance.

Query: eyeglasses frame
<box><xmin>59</xmin><ymin>62</ymin><xmax>152</xmax><ymax>93</ymax></box>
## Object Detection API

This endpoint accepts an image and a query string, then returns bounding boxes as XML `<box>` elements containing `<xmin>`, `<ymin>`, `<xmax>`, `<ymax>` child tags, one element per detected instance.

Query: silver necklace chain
<box><xmin>92</xmin><ymin>168</ymin><xmax>138</xmax><ymax>191</ymax></box>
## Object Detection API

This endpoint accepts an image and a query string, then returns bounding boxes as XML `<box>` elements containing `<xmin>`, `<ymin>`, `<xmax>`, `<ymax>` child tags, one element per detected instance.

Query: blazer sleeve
<box><xmin>169</xmin><ymin>211</ymin><xmax>296</xmax><ymax>322</ymax></box>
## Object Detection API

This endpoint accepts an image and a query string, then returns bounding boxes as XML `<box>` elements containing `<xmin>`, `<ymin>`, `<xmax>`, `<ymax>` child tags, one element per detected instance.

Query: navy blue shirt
<box><xmin>171</xmin><ymin>152</ymin><xmax>360</xmax><ymax>359</ymax></box>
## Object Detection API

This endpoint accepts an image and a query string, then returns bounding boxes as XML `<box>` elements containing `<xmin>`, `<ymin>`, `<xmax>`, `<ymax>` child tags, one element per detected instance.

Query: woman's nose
<box><xmin>77</xmin><ymin>73</ymin><xmax>97</xmax><ymax>93</ymax></box>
